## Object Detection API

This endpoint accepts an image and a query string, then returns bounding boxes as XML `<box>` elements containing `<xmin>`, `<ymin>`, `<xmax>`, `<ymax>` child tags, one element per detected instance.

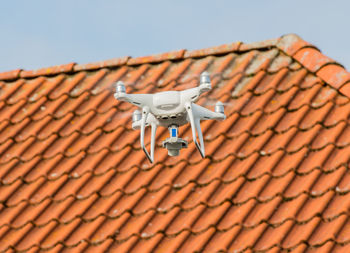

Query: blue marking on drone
<box><xmin>171</xmin><ymin>128</ymin><xmax>177</xmax><ymax>137</ymax></box>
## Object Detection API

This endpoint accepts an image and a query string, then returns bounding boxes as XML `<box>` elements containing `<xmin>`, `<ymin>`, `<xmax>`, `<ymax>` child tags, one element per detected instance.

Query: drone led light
<box><xmin>114</xmin><ymin>71</ymin><xmax>226</xmax><ymax>163</ymax></box>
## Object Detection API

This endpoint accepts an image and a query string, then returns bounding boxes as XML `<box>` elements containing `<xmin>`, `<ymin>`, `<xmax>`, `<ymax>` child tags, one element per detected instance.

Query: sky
<box><xmin>0</xmin><ymin>1</ymin><xmax>349</xmax><ymax>72</ymax></box>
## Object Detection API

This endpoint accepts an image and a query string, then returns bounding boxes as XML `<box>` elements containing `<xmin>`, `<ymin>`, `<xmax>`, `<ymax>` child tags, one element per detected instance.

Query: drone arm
<box><xmin>115</xmin><ymin>93</ymin><xmax>153</xmax><ymax>108</ymax></box>
<box><xmin>140</xmin><ymin>107</ymin><xmax>157</xmax><ymax>163</ymax></box>
<box><xmin>185</xmin><ymin>102</ymin><xmax>205</xmax><ymax>158</ymax></box>
<box><xmin>192</xmin><ymin>103</ymin><xmax>226</xmax><ymax>121</ymax></box>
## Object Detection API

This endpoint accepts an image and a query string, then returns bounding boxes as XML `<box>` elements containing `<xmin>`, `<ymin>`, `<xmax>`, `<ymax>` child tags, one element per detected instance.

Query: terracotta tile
<box><xmin>0</xmin><ymin>69</ymin><xmax>21</xmax><ymax>81</ymax></box>
<box><xmin>12</xmin><ymin>96</ymin><xmax>45</xmax><ymax>123</ymax></box>
<box><xmin>0</xmin><ymin>99</ymin><xmax>26</xmax><ymax>124</ymax></box>
<box><xmin>323</xmin><ymin>181</ymin><xmax>350</xmax><ymax>218</ymax></box>
<box><xmin>210</xmin><ymin>54</ymin><xmax>236</xmax><ymax>75</ymax></box>
<box><xmin>20</xmin><ymin>63</ymin><xmax>75</xmax><ymax>79</ymax></box>
<box><xmin>48</xmin><ymin>72</ymin><xmax>85</xmax><ymax>100</ymax></box>
<box><xmin>245</xmin><ymin>49</ymin><xmax>279</xmax><ymax>75</ymax></box>
<box><xmin>238</xmin><ymin>130</ymin><xmax>273</xmax><ymax>157</ymax></box>
<box><xmin>286</xmin><ymin>125</ymin><xmax>321</xmax><ymax>152</ymax></box>
<box><xmin>300</xmin><ymin>73</ymin><xmax>323</xmax><ymax>89</ymax></box>
<box><xmin>314</xmin><ymin>122</ymin><xmax>346</xmax><ymax>149</ymax></box>
<box><xmin>281</xmin><ymin>217</ymin><xmax>321</xmax><ymax>249</ymax></box>
<box><xmin>21</xmin><ymin>135</ymin><xmax>57</xmax><ymax>161</ymax></box>
<box><xmin>240</xmin><ymin>38</ymin><xmax>278</xmax><ymax>52</ymax></box>
<box><xmin>2</xmin><ymin>156</ymin><xmax>40</xmax><ymax>184</ymax></box>
<box><xmin>241</xmin><ymin>89</ymin><xmax>275</xmax><ymax>116</ymax></box>
<box><xmin>0</xmin><ymin>201</ymin><xmax>27</xmax><ymax>230</ymax></box>
<box><xmin>0</xmin><ymin>80</ymin><xmax>24</xmax><ymax>102</ymax></box>
<box><xmin>7</xmin><ymin>77</ymin><xmax>45</xmax><ymax>105</ymax></box>
<box><xmin>311</xmin><ymin>85</ymin><xmax>337</xmax><ymax>106</ymax></box>
<box><xmin>92</xmin><ymin>66</ymin><xmax>129</xmax><ymax>94</ymax></box>
<box><xmin>176</xmin><ymin>59</ymin><xmax>214</xmax><ymax>90</ymax></box>
<box><xmin>296</xmin><ymin>145</ymin><xmax>333</xmax><ymax>174</ymax></box>
<box><xmin>203</xmin><ymin>226</ymin><xmax>241</xmax><ymax>252</ymax></box>
<box><xmin>31</xmin><ymin>96</ymin><xmax>67</xmax><ymax>123</ymax></box>
<box><xmin>220</xmin><ymin>152</ymin><xmax>256</xmax><ymax>183</ymax></box>
<box><xmin>35</xmin><ymin>198</ymin><xmax>74</xmax><ymax>226</ymax></box>
<box><xmin>11</xmin><ymin>198</ymin><xmax>51</xmax><ymax>229</ymax></box>
<box><xmin>294</xmin><ymin>48</ymin><xmax>334</xmax><ymax>73</ymax></box>
<box><xmin>73</xmin><ymin>56</ymin><xmax>129</xmax><ymax>71</ymax></box>
<box><xmin>304</xmin><ymin>240</ymin><xmax>334</xmax><ymax>253</ymax></box>
<box><xmin>43</xmin><ymin>132</ymin><xmax>79</xmax><ymax>159</ymax></box>
<box><xmin>0</xmin><ymin>136</ymin><xmax>35</xmax><ymax>163</ymax></box>
<box><xmin>5</xmin><ymin>177</ymin><xmax>45</xmax><ymax>206</ymax></box>
<box><xmin>84</xmin><ymin>238</ymin><xmax>114</xmax><ymax>253</ymax></box>
<box><xmin>288</xmin><ymin>83</ymin><xmax>322</xmax><ymax>111</ymax></box>
<box><xmin>324</xmin><ymin>101</ymin><xmax>350</xmax><ymax>126</ymax></box>
<box><xmin>228</xmin><ymin>222</ymin><xmax>267</xmax><ymax>252</ymax></box>
<box><xmin>157</xmin><ymin>59</ymin><xmax>192</xmax><ymax>88</ymax></box>
<box><xmin>53</xmin><ymin>93</ymin><xmax>89</xmax><ymax>119</ymax></box>
<box><xmin>226</xmin><ymin>111</ymin><xmax>261</xmax><ymax>139</ymax></box>
<box><xmin>274</xmin><ymin>106</ymin><xmax>308</xmax><ymax>133</ymax></box>
<box><xmin>283</xmin><ymin>169</ymin><xmax>320</xmax><ymax>199</ymax></box>
<box><xmin>184</xmin><ymin>42</ymin><xmax>240</xmax><ymax>58</ymax></box>
<box><xmin>260</xmin><ymin>172</ymin><xmax>295</xmax><ymax>202</ymax></box>
<box><xmin>277</xmin><ymin>34</ymin><xmax>314</xmax><ymax>56</ymax></box>
<box><xmin>63</xmin><ymin>210</ymin><xmax>104</xmax><ymax>246</ymax></box>
<box><xmin>136</xmin><ymin>62</ymin><xmax>171</xmax><ymax>89</ymax></box>
<box><xmin>130</xmin><ymin>233</ymin><xmax>164</xmax><ymax>253</ymax></box>
<box><xmin>299</xmin><ymin>102</ymin><xmax>333</xmax><ymax>130</ymax></box>
<box><xmin>232</xmin><ymin>71</ymin><xmax>265</xmax><ymax>99</ymax></box>
<box><xmin>0</xmin><ymin>132</ymin><xmax>16</xmax><ymax>154</ymax></box>
<box><xmin>0</xmin><ymin>223</ymin><xmax>33</xmax><ymax>251</ymax></box>
<box><xmin>297</xmin><ymin>191</ymin><xmax>334</xmax><ymax>221</ymax></box>
<box><xmin>40</xmin><ymin>219</ymin><xmax>81</xmax><ymax>248</ymax></box>
<box><xmin>233</xmin><ymin>173</ymin><xmax>271</xmax><ymax>205</ymax></box>
<box><xmin>334</xmin><ymin>217</ymin><xmax>350</xmax><ymax>246</ymax></box>
<box><xmin>308</xmin><ymin>213</ymin><xmax>347</xmax><ymax>247</ymax></box>
<box><xmin>178</xmin><ymin>227</ymin><xmax>216</xmax><ymax>252</ymax></box>
<box><xmin>280</xmin><ymin>69</ymin><xmax>308</xmax><ymax>90</ymax></box>
<box><xmin>127</xmin><ymin>49</ymin><xmax>185</xmax><ymax>65</ymax></box>
<box><xmin>153</xmin><ymin>231</ymin><xmax>189</xmax><ymax>253</ymax></box>
<box><xmin>262</xmin><ymin>128</ymin><xmax>297</xmax><ymax>156</ymax></box>
<box><xmin>267</xmin><ymin>53</ymin><xmax>293</xmax><ymax>72</ymax></box>
<box><xmin>318</xmin><ymin>64</ymin><xmax>350</xmax><ymax>89</ymax></box>
<box><xmin>247</xmin><ymin>150</ymin><xmax>284</xmax><ymax>179</ymax></box>
<box><xmin>333</xmin><ymin>243</ymin><xmax>350</xmax><ymax>253</ymax></box>
<box><xmin>244</xmin><ymin>197</ymin><xmax>281</xmax><ymax>228</ymax></box>
<box><xmin>15</xmin><ymin>113</ymin><xmax>52</xmax><ymax>142</ymax></box>
<box><xmin>339</xmin><ymin>81</ymin><xmax>350</xmax><ymax>97</ymax></box>
<box><xmin>29</xmin><ymin>74</ymin><xmax>66</xmax><ymax>100</ymax></box>
<box><xmin>108</xmin><ymin>236</ymin><xmax>140</xmax><ymax>253</ymax></box>
<box><xmin>74</xmin><ymin>90</ymin><xmax>111</xmax><ymax>117</ymax></box>
<box><xmin>116</xmin><ymin>211</ymin><xmax>155</xmax><ymax>242</ymax></box>
<box><xmin>254</xmin><ymin>220</ymin><xmax>294</xmax><ymax>251</ymax></box>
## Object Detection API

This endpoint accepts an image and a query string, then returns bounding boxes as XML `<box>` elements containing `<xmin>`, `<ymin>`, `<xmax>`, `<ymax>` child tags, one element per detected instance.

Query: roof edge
<box><xmin>276</xmin><ymin>33</ymin><xmax>350</xmax><ymax>98</ymax></box>
<box><xmin>0</xmin><ymin>38</ymin><xmax>279</xmax><ymax>82</ymax></box>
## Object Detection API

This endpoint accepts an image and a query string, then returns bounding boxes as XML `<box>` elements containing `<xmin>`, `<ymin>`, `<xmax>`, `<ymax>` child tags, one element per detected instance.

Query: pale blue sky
<box><xmin>0</xmin><ymin>1</ymin><xmax>349</xmax><ymax>72</ymax></box>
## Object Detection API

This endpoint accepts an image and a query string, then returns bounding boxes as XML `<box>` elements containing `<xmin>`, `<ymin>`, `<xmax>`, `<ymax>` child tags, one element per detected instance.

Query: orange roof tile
<box><xmin>0</xmin><ymin>33</ymin><xmax>350</xmax><ymax>252</ymax></box>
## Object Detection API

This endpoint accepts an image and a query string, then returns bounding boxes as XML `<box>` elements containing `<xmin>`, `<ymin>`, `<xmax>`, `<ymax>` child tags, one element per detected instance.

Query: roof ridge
<box><xmin>1</xmin><ymin>33</ymin><xmax>350</xmax><ymax>98</ymax></box>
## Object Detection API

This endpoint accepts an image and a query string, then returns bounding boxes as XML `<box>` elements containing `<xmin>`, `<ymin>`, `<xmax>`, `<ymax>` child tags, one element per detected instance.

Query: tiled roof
<box><xmin>0</xmin><ymin>33</ymin><xmax>350</xmax><ymax>252</ymax></box>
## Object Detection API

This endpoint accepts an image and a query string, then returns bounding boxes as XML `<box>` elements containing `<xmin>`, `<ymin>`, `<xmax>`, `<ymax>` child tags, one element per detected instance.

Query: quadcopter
<box><xmin>114</xmin><ymin>72</ymin><xmax>226</xmax><ymax>163</ymax></box>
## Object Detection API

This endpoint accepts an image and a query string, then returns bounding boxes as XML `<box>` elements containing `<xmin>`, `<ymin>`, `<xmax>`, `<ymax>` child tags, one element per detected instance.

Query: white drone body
<box><xmin>114</xmin><ymin>72</ymin><xmax>226</xmax><ymax>163</ymax></box>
